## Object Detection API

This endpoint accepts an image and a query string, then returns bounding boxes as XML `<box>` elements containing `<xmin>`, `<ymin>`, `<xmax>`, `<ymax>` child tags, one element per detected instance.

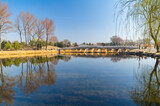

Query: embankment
<box><xmin>128</xmin><ymin>49</ymin><xmax>160</xmax><ymax>58</ymax></box>
<box><xmin>0</xmin><ymin>50</ymin><xmax>58</xmax><ymax>59</ymax></box>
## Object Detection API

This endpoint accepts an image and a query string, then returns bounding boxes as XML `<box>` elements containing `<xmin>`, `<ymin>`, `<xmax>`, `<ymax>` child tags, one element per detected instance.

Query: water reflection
<box><xmin>0</xmin><ymin>60</ymin><xmax>16</xmax><ymax>105</ymax></box>
<box><xmin>0</xmin><ymin>54</ymin><xmax>160</xmax><ymax>105</ymax></box>
<box><xmin>0</xmin><ymin>56</ymin><xmax>71</xmax><ymax>105</ymax></box>
<box><xmin>130</xmin><ymin>59</ymin><xmax>160</xmax><ymax>105</ymax></box>
<box><xmin>110</xmin><ymin>57</ymin><xmax>121</xmax><ymax>62</ymax></box>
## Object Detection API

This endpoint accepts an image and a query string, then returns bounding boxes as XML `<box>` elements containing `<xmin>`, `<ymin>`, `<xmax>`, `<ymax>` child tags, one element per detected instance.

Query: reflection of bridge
<box><xmin>59</xmin><ymin>53</ymin><xmax>139</xmax><ymax>58</ymax></box>
<box><xmin>59</xmin><ymin>46</ymin><xmax>138</xmax><ymax>54</ymax></box>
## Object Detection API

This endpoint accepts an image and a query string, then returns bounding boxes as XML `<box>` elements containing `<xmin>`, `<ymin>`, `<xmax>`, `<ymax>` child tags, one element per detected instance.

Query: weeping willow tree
<box><xmin>116</xmin><ymin>0</ymin><xmax>160</xmax><ymax>52</ymax></box>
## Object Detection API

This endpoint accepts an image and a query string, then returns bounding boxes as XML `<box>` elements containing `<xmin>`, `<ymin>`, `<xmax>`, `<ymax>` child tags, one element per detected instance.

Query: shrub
<box><xmin>4</xmin><ymin>42</ymin><xmax>13</xmax><ymax>50</ymax></box>
<box><xmin>21</xmin><ymin>42</ymin><xmax>26</xmax><ymax>47</ymax></box>
<box><xmin>13</xmin><ymin>41</ymin><xmax>22</xmax><ymax>50</ymax></box>
<box><xmin>30</xmin><ymin>39</ymin><xmax>36</xmax><ymax>47</ymax></box>
<box><xmin>1</xmin><ymin>40</ymin><xmax>7</xmax><ymax>49</ymax></box>
<box><xmin>54</xmin><ymin>42</ymin><xmax>64</xmax><ymax>48</ymax></box>
<box><xmin>49</xmin><ymin>42</ymin><xmax>54</xmax><ymax>46</ymax></box>
<box><xmin>37</xmin><ymin>41</ymin><xmax>42</xmax><ymax>49</ymax></box>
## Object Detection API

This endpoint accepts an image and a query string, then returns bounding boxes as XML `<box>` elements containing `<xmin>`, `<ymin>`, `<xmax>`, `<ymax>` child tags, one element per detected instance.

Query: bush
<box><xmin>13</xmin><ymin>41</ymin><xmax>22</xmax><ymax>50</ymax></box>
<box><xmin>54</xmin><ymin>42</ymin><xmax>64</xmax><ymax>48</ymax></box>
<box><xmin>1</xmin><ymin>40</ymin><xmax>7</xmax><ymax>49</ymax></box>
<box><xmin>42</xmin><ymin>41</ymin><xmax>46</xmax><ymax>46</ymax></box>
<box><xmin>66</xmin><ymin>42</ymin><xmax>71</xmax><ymax>47</ymax></box>
<box><xmin>73</xmin><ymin>42</ymin><xmax>78</xmax><ymax>47</ymax></box>
<box><xmin>21</xmin><ymin>42</ymin><xmax>26</xmax><ymax>47</ymax></box>
<box><xmin>30</xmin><ymin>39</ymin><xmax>36</xmax><ymax>47</ymax></box>
<box><xmin>37</xmin><ymin>41</ymin><xmax>42</xmax><ymax>49</ymax></box>
<box><xmin>49</xmin><ymin>42</ymin><xmax>54</xmax><ymax>46</ymax></box>
<box><xmin>4</xmin><ymin>42</ymin><xmax>13</xmax><ymax>50</ymax></box>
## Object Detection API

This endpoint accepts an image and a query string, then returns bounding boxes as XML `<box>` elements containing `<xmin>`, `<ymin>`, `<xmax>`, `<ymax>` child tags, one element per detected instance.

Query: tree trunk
<box><xmin>20</xmin><ymin>33</ymin><xmax>23</xmax><ymax>50</ymax></box>
<box><xmin>148</xmin><ymin>59</ymin><xmax>159</xmax><ymax>95</ymax></box>
<box><xmin>22</xmin><ymin>63</ymin><xmax>23</xmax><ymax>76</ymax></box>
<box><xmin>155</xmin><ymin>39</ymin><xmax>159</xmax><ymax>53</ymax></box>
<box><xmin>20</xmin><ymin>32</ymin><xmax>22</xmax><ymax>43</ymax></box>
<box><xmin>46</xmin><ymin>34</ymin><xmax>48</xmax><ymax>50</ymax></box>
<box><xmin>25</xmin><ymin>31</ymin><xmax>27</xmax><ymax>45</ymax></box>
<box><xmin>0</xmin><ymin>27</ymin><xmax>1</xmax><ymax>51</ymax></box>
<box><xmin>156</xmin><ymin>45</ymin><xmax>159</xmax><ymax>53</ymax></box>
<box><xmin>0</xmin><ymin>59</ymin><xmax>4</xmax><ymax>83</ymax></box>
<box><xmin>36</xmin><ymin>38</ymin><xmax>40</xmax><ymax>50</ymax></box>
<box><xmin>0</xmin><ymin>32</ymin><xmax>1</xmax><ymax>51</ymax></box>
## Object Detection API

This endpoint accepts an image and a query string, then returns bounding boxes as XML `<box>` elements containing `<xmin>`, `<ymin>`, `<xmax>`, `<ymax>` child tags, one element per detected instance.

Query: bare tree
<box><xmin>0</xmin><ymin>1</ymin><xmax>12</xmax><ymax>50</ymax></box>
<box><xmin>43</xmin><ymin>18</ymin><xmax>55</xmax><ymax>50</ymax></box>
<box><xmin>35</xmin><ymin>19</ymin><xmax>44</xmax><ymax>49</ymax></box>
<box><xmin>20</xmin><ymin>11</ymin><xmax>27</xmax><ymax>44</ymax></box>
<box><xmin>110</xmin><ymin>35</ymin><xmax>123</xmax><ymax>45</ymax></box>
<box><xmin>63</xmin><ymin>39</ymin><xmax>71</xmax><ymax>47</ymax></box>
<box><xmin>49</xmin><ymin>36</ymin><xmax>58</xmax><ymax>44</ymax></box>
<box><xmin>26</xmin><ymin>15</ymin><xmax>36</xmax><ymax>43</ymax></box>
<box><xmin>20</xmin><ymin>11</ymin><xmax>36</xmax><ymax>45</ymax></box>
<box><xmin>13</xmin><ymin>15</ymin><xmax>23</xmax><ymax>43</ymax></box>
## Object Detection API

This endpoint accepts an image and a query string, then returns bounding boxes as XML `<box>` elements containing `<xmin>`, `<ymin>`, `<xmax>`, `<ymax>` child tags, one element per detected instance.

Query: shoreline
<box><xmin>0</xmin><ymin>49</ymin><xmax>159</xmax><ymax>59</ymax></box>
<box><xmin>127</xmin><ymin>49</ymin><xmax>160</xmax><ymax>58</ymax></box>
<box><xmin>60</xmin><ymin>48</ymin><xmax>160</xmax><ymax>58</ymax></box>
<box><xmin>0</xmin><ymin>50</ymin><xmax>58</xmax><ymax>59</ymax></box>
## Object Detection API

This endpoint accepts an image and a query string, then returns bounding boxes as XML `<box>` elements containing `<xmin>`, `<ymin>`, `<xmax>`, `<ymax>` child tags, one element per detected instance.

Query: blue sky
<box><xmin>3</xmin><ymin>0</ymin><xmax>120</xmax><ymax>43</ymax></box>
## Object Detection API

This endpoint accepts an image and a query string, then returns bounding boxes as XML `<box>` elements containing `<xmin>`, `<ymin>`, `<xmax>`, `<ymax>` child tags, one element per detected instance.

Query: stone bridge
<box><xmin>59</xmin><ymin>46</ymin><xmax>138</xmax><ymax>54</ymax></box>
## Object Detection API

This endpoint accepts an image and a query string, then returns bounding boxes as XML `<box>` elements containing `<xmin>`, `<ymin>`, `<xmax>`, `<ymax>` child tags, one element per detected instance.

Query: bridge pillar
<box><xmin>117</xmin><ymin>49</ymin><xmax>122</xmax><ymax>53</ymax></box>
<box><xmin>60</xmin><ymin>50</ymin><xmax>65</xmax><ymax>54</ymax></box>
<box><xmin>101</xmin><ymin>49</ymin><xmax>107</xmax><ymax>53</ymax></box>
<box><xmin>84</xmin><ymin>48</ymin><xmax>88</xmax><ymax>53</ymax></box>
<box><xmin>94</xmin><ymin>49</ymin><xmax>101</xmax><ymax>53</ymax></box>
<box><xmin>89</xmin><ymin>48</ymin><xmax>94</xmax><ymax>53</ymax></box>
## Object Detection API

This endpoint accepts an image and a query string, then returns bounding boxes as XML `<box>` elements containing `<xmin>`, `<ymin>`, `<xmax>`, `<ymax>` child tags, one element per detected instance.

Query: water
<box><xmin>0</xmin><ymin>54</ymin><xmax>159</xmax><ymax>105</ymax></box>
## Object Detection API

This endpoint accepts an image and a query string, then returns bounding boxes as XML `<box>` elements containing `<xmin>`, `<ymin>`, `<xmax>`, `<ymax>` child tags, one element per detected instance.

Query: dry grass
<box><xmin>42</xmin><ymin>46</ymin><xmax>60</xmax><ymax>50</ymax></box>
<box><xmin>0</xmin><ymin>50</ymin><xmax>59</xmax><ymax>59</ymax></box>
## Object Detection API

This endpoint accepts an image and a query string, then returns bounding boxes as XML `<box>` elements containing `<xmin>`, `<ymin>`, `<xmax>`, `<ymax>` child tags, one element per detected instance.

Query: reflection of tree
<box><xmin>13</xmin><ymin>58</ymin><xmax>22</xmax><ymax>66</ymax></box>
<box><xmin>17</xmin><ymin>56</ymin><xmax>57</xmax><ymax>96</ymax></box>
<box><xmin>17</xmin><ymin>63</ymin><xmax>24</xmax><ymax>92</ymax></box>
<box><xmin>0</xmin><ymin>60</ymin><xmax>16</xmax><ymax>105</ymax></box>
<box><xmin>63</xmin><ymin>56</ymin><xmax>71</xmax><ymax>62</ymax></box>
<box><xmin>2</xmin><ymin>58</ymin><xmax>25</xmax><ymax>67</ymax></box>
<box><xmin>110</xmin><ymin>57</ymin><xmax>121</xmax><ymax>63</ymax></box>
<box><xmin>2</xmin><ymin>59</ymin><xmax>13</xmax><ymax>67</ymax></box>
<box><xmin>0</xmin><ymin>55</ymin><xmax>69</xmax><ymax>105</ymax></box>
<box><xmin>44</xmin><ymin>56</ymin><xmax>56</xmax><ymax>87</ymax></box>
<box><xmin>52</xmin><ymin>58</ymin><xmax>59</xmax><ymax>65</ymax></box>
<box><xmin>22</xmin><ymin>60</ymin><xmax>40</xmax><ymax>95</ymax></box>
<box><xmin>130</xmin><ymin>59</ymin><xmax>160</xmax><ymax>105</ymax></box>
<box><xmin>0</xmin><ymin>56</ymin><xmax>71</xmax><ymax>67</ymax></box>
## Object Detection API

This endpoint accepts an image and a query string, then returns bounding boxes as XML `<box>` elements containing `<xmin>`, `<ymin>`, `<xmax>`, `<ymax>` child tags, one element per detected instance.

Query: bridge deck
<box><xmin>59</xmin><ymin>46</ymin><xmax>138</xmax><ymax>50</ymax></box>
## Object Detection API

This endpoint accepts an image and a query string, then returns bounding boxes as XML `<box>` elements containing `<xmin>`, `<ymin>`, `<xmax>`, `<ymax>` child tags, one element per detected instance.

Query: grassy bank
<box><xmin>0</xmin><ymin>50</ymin><xmax>59</xmax><ymax>58</ymax></box>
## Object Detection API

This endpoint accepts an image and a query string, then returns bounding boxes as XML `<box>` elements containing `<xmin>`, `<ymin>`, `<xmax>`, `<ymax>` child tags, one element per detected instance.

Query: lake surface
<box><xmin>0</xmin><ymin>54</ymin><xmax>159</xmax><ymax>105</ymax></box>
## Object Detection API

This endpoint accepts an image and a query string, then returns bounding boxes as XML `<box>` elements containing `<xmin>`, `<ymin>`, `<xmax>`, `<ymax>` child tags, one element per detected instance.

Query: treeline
<box><xmin>1</xmin><ymin>40</ymin><xmax>55</xmax><ymax>50</ymax></box>
<box><xmin>0</xmin><ymin>0</ymin><xmax>55</xmax><ymax>50</ymax></box>
<box><xmin>1</xmin><ymin>39</ymin><xmax>78</xmax><ymax>50</ymax></box>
